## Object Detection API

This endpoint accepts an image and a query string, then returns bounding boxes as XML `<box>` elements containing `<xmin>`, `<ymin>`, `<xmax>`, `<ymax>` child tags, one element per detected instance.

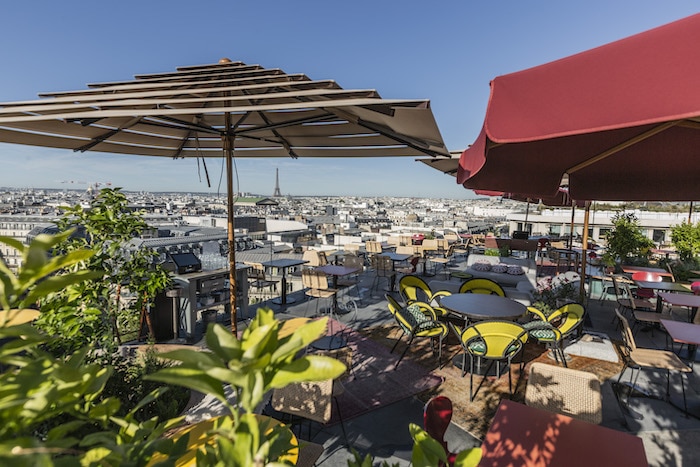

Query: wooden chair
<box><xmin>615</xmin><ymin>308</ymin><xmax>691</xmax><ymax>417</ymax></box>
<box><xmin>301</xmin><ymin>269</ymin><xmax>337</xmax><ymax>317</ymax></box>
<box><xmin>525</xmin><ymin>362</ymin><xmax>602</xmax><ymax>424</ymax></box>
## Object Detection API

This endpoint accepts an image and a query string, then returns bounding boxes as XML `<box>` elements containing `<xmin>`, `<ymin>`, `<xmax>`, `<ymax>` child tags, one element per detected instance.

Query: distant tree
<box><xmin>602</xmin><ymin>213</ymin><xmax>654</xmax><ymax>266</ymax></box>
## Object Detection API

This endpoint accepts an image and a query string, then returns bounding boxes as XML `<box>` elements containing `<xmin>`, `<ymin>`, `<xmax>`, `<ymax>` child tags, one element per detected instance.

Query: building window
<box><xmin>652</xmin><ymin>229</ymin><xmax>665</xmax><ymax>244</ymax></box>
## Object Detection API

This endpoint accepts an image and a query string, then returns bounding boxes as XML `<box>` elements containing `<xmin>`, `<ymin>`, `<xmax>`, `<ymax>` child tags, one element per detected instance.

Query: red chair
<box><xmin>424</xmin><ymin>396</ymin><xmax>457</xmax><ymax>467</ymax></box>
<box><xmin>631</xmin><ymin>271</ymin><xmax>662</xmax><ymax>299</ymax></box>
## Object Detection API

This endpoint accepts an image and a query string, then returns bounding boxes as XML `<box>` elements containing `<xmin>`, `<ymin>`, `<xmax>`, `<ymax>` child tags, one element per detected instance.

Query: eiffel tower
<box><xmin>273</xmin><ymin>168</ymin><xmax>282</xmax><ymax>197</ymax></box>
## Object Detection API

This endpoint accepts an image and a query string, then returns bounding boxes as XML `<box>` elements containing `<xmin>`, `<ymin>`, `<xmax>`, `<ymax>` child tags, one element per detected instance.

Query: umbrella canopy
<box><xmin>0</xmin><ymin>58</ymin><xmax>450</xmax><ymax>333</ymax></box>
<box><xmin>457</xmin><ymin>13</ymin><xmax>700</xmax><ymax>202</ymax></box>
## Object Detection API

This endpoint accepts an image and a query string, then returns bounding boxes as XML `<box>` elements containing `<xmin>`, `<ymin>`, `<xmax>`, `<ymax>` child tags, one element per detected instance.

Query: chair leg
<box><xmin>390</xmin><ymin>330</ymin><xmax>406</xmax><ymax>354</ymax></box>
<box><xmin>394</xmin><ymin>334</ymin><xmax>415</xmax><ymax>369</ymax></box>
<box><xmin>333</xmin><ymin>395</ymin><xmax>349</xmax><ymax>446</ymax></box>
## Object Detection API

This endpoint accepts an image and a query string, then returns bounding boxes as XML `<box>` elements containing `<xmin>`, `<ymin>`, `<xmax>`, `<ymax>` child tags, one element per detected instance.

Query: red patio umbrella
<box><xmin>457</xmin><ymin>13</ymin><xmax>700</xmax><ymax>202</ymax></box>
<box><xmin>457</xmin><ymin>13</ymin><xmax>700</xmax><ymax>297</ymax></box>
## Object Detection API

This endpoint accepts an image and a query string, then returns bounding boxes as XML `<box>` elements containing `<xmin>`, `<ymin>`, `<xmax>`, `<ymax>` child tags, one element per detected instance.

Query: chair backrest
<box><xmin>399</xmin><ymin>274</ymin><xmax>432</xmax><ymax>303</ymax></box>
<box><xmin>461</xmin><ymin>321</ymin><xmax>527</xmax><ymax>358</ymax></box>
<box><xmin>365</xmin><ymin>240</ymin><xmax>382</xmax><ymax>253</ymax></box>
<box><xmin>526</xmin><ymin>306</ymin><xmax>548</xmax><ymax>322</ymax></box>
<box><xmin>423</xmin><ymin>396</ymin><xmax>454</xmax><ymax>461</ymax></box>
<box><xmin>615</xmin><ymin>308</ymin><xmax>637</xmax><ymax>351</ymax></box>
<box><xmin>610</xmin><ymin>274</ymin><xmax>627</xmax><ymax>298</ymax></box>
<box><xmin>344</xmin><ymin>243</ymin><xmax>361</xmax><ymax>253</ymax></box>
<box><xmin>343</xmin><ymin>255</ymin><xmax>363</xmax><ymax>272</ymax></box>
<box><xmin>302</xmin><ymin>269</ymin><xmax>330</xmax><ymax>290</ymax></box>
<box><xmin>302</xmin><ymin>250</ymin><xmax>322</xmax><ymax>266</ymax></box>
<box><xmin>422</xmin><ymin>239</ymin><xmax>439</xmax><ymax>252</ymax></box>
<box><xmin>458</xmin><ymin>278</ymin><xmax>506</xmax><ymax>297</ymax></box>
<box><xmin>631</xmin><ymin>271</ymin><xmax>663</xmax><ymax>282</ymax></box>
<box><xmin>525</xmin><ymin>362</ymin><xmax>602</xmax><ymax>424</ymax></box>
<box><xmin>548</xmin><ymin>303</ymin><xmax>585</xmax><ymax>336</ymax></box>
<box><xmin>317</xmin><ymin>251</ymin><xmax>329</xmax><ymax>266</ymax></box>
<box><xmin>396</xmin><ymin>245</ymin><xmax>415</xmax><ymax>256</ymax></box>
<box><xmin>271</xmin><ymin>379</ymin><xmax>333</xmax><ymax>424</ymax></box>
<box><xmin>621</xmin><ymin>283</ymin><xmax>641</xmax><ymax>310</ymax></box>
<box><xmin>375</xmin><ymin>255</ymin><xmax>394</xmax><ymax>276</ymax></box>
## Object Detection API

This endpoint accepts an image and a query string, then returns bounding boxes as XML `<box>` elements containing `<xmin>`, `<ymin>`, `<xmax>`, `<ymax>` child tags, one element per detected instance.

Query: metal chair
<box><xmin>386</xmin><ymin>294</ymin><xmax>448</xmax><ymax>369</ymax></box>
<box><xmin>524</xmin><ymin>303</ymin><xmax>586</xmax><ymax>367</ymax></box>
<box><xmin>458</xmin><ymin>278</ymin><xmax>506</xmax><ymax>296</ymax></box>
<box><xmin>398</xmin><ymin>274</ymin><xmax>451</xmax><ymax>318</ymax></box>
<box><xmin>449</xmin><ymin>320</ymin><xmax>528</xmax><ymax>401</ymax></box>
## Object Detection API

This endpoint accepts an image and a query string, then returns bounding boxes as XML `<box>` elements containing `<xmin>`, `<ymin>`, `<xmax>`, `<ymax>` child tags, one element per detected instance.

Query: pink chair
<box><xmin>631</xmin><ymin>271</ymin><xmax>662</xmax><ymax>299</ymax></box>
<box><xmin>424</xmin><ymin>396</ymin><xmax>457</xmax><ymax>467</ymax></box>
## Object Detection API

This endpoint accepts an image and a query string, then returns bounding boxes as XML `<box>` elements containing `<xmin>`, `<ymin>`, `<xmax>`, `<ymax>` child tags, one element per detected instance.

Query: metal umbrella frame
<box><xmin>0</xmin><ymin>58</ymin><xmax>450</xmax><ymax>334</ymax></box>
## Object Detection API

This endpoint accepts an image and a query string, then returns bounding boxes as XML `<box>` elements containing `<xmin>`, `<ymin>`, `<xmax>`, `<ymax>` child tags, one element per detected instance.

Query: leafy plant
<box><xmin>601</xmin><ymin>213</ymin><xmax>654</xmax><ymax>267</ymax></box>
<box><xmin>38</xmin><ymin>187</ymin><xmax>171</xmax><ymax>353</ymax></box>
<box><xmin>532</xmin><ymin>275</ymin><xmax>579</xmax><ymax>318</ymax></box>
<box><xmin>671</xmin><ymin>221</ymin><xmax>700</xmax><ymax>262</ymax></box>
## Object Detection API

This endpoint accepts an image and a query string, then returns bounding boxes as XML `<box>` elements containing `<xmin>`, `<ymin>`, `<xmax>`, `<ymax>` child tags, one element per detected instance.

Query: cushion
<box><xmin>491</xmin><ymin>263</ymin><xmax>509</xmax><ymax>274</ymax></box>
<box><xmin>398</xmin><ymin>304</ymin><xmax>442</xmax><ymax>334</ymax></box>
<box><xmin>472</xmin><ymin>262</ymin><xmax>492</xmax><ymax>272</ymax></box>
<box><xmin>507</xmin><ymin>265</ymin><xmax>525</xmax><ymax>275</ymax></box>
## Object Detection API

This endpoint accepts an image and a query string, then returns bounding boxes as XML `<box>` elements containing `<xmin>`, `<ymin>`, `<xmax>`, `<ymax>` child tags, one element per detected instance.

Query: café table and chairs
<box><xmin>310</xmin><ymin>263</ymin><xmax>362</xmax><ymax>351</ymax></box>
<box><xmin>261</xmin><ymin>258</ymin><xmax>308</xmax><ymax>305</ymax></box>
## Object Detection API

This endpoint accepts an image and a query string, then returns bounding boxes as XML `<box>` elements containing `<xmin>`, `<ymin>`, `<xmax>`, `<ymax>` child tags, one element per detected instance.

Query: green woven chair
<box><xmin>386</xmin><ymin>294</ymin><xmax>448</xmax><ymax>369</ymax></box>
<box><xmin>450</xmin><ymin>320</ymin><xmax>528</xmax><ymax>401</ymax></box>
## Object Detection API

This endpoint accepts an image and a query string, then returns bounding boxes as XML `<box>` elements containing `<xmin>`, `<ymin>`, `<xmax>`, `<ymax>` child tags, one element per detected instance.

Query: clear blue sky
<box><xmin>0</xmin><ymin>1</ymin><xmax>697</xmax><ymax>199</ymax></box>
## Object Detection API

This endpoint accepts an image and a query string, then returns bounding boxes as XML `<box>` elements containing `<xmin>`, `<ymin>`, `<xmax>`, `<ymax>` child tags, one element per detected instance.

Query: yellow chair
<box><xmin>450</xmin><ymin>320</ymin><xmax>528</xmax><ymax>401</ymax></box>
<box><xmin>525</xmin><ymin>303</ymin><xmax>586</xmax><ymax>366</ymax></box>
<box><xmin>458</xmin><ymin>278</ymin><xmax>505</xmax><ymax>296</ymax></box>
<box><xmin>386</xmin><ymin>294</ymin><xmax>448</xmax><ymax>369</ymax></box>
<box><xmin>398</xmin><ymin>274</ymin><xmax>451</xmax><ymax>318</ymax></box>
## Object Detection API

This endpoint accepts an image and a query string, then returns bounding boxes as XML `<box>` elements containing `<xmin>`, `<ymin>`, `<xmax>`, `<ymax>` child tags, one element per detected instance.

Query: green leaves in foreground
<box><xmin>147</xmin><ymin>308</ymin><xmax>345</xmax><ymax>414</ymax></box>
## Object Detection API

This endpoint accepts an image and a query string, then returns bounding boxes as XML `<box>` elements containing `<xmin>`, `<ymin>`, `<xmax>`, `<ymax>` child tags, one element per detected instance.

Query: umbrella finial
<box><xmin>219</xmin><ymin>57</ymin><xmax>232</xmax><ymax>64</ymax></box>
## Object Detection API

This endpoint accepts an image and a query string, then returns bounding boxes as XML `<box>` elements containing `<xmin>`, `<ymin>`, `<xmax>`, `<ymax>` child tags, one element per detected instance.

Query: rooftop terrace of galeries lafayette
<box><xmin>129</xmin><ymin>242</ymin><xmax>700</xmax><ymax>467</ymax></box>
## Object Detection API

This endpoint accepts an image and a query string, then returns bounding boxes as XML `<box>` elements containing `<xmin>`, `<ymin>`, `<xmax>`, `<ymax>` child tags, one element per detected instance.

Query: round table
<box><xmin>439</xmin><ymin>293</ymin><xmax>526</xmax><ymax>322</ymax></box>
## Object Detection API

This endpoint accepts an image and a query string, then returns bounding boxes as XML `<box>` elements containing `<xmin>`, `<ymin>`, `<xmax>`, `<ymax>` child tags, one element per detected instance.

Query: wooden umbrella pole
<box><xmin>224</xmin><ymin>112</ymin><xmax>238</xmax><ymax>336</ymax></box>
<box><xmin>579</xmin><ymin>202</ymin><xmax>591</xmax><ymax>302</ymax></box>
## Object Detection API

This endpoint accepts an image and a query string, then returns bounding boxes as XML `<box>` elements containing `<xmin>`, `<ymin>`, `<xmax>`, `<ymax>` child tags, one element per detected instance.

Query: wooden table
<box><xmin>661</xmin><ymin>318</ymin><xmax>700</xmax><ymax>361</ymax></box>
<box><xmin>439</xmin><ymin>293</ymin><xmax>526</xmax><ymax>322</ymax></box>
<box><xmin>262</xmin><ymin>258</ymin><xmax>308</xmax><ymax>305</ymax></box>
<box><xmin>658</xmin><ymin>291</ymin><xmax>700</xmax><ymax>322</ymax></box>
<box><xmin>622</xmin><ymin>265</ymin><xmax>674</xmax><ymax>279</ymax></box>
<box><xmin>478</xmin><ymin>399</ymin><xmax>648</xmax><ymax>467</ymax></box>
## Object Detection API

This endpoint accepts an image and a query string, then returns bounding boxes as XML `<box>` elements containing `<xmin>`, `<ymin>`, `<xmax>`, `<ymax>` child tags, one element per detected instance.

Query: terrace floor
<box><xmin>188</xmin><ymin>256</ymin><xmax>700</xmax><ymax>466</ymax></box>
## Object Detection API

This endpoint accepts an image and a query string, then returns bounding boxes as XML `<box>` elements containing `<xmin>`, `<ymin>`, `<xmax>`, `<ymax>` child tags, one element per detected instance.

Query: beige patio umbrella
<box><xmin>0</xmin><ymin>58</ymin><xmax>450</xmax><ymax>334</ymax></box>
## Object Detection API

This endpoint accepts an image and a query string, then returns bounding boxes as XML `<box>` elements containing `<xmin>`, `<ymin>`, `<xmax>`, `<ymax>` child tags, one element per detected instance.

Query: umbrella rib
<box><xmin>330</xmin><ymin>107</ymin><xmax>446</xmax><ymax>158</ymax></box>
<box><xmin>566</xmin><ymin>120</ymin><xmax>679</xmax><ymax>174</ymax></box>
<box><xmin>74</xmin><ymin>116</ymin><xmax>142</xmax><ymax>152</ymax></box>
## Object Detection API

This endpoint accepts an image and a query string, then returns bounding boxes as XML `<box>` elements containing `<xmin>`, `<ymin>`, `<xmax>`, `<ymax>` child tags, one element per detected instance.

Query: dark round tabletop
<box><xmin>439</xmin><ymin>293</ymin><xmax>526</xmax><ymax>321</ymax></box>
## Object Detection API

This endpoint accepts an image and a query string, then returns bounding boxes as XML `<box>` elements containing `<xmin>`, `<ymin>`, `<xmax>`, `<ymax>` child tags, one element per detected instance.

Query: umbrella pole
<box><xmin>579</xmin><ymin>202</ymin><xmax>591</xmax><ymax>302</ymax></box>
<box><xmin>224</xmin><ymin>119</ymin><xmax>238</xmax><ymax>336</ymax></box>
<box><xmin>689</xmin><ymin>201</ymin><xmax>694</xmax><ymax>224</ymax></box>
<box><xmin>568</xmin><ymin>204</ymin><xmax>576</xmax><ymax>249</ymax></box>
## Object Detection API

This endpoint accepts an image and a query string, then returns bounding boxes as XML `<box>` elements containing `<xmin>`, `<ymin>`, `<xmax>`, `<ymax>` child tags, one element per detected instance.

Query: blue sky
<box><xmin>0</xmin><ymin>1</ymin><xmax>697</xmax><ymax>199</ymax></box>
